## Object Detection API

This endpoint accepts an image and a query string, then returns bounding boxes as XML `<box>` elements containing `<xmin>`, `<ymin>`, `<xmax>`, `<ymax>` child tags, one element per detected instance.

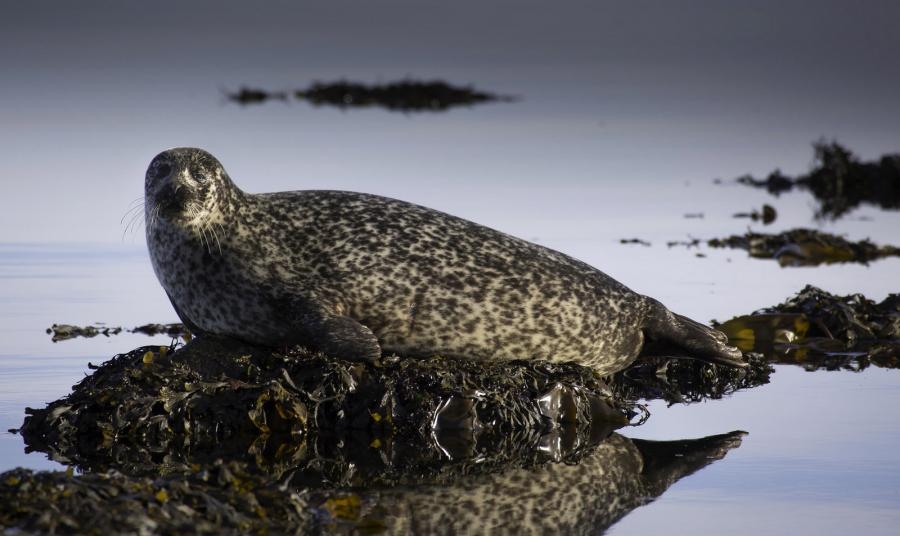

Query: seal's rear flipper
<box><xmin>642</xmin><ymin>299</ymin><xmax>747</xmax><ymax>368</ymax></box>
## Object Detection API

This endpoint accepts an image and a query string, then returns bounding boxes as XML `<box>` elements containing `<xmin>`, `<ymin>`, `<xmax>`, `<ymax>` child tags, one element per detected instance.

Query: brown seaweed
<box><xmin>715</xmin><ymin>285</ymin><xmax>899</xmax><ymax>371</ymax></box>
<box><xmin>18</xmin><ymin>337</ymin><xmax>628</xmax><ymax>481</ymax></box>
<box><xmin>699</xmin><ymin>228</ymin><xmax>898</xmax><ymax>267</ymax></box>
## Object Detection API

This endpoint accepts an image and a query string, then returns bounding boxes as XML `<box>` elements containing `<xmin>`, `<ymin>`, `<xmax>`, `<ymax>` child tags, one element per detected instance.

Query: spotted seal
<box><xmin>144</xmin><ymin>148</ymin><xmax>745</xmax><ymax>375</ymax></box>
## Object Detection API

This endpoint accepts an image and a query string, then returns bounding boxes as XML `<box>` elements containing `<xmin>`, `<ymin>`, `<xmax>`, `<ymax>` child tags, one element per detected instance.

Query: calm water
<box><xmin>2</xmin><ymin>1</ymin><xmax>900</xmax><ymax>533</ymax></box>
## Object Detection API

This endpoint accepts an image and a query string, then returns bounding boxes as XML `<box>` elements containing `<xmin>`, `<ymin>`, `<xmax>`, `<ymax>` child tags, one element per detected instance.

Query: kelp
<box><xmin>734</xmin><ymin>141</ymin><xmax>900</xmax><ymax>220</ymax></box>
<box><xmin>716</xmin><ymin>285</ymin><xmax>899</xmax><ymax>371</ymax></box>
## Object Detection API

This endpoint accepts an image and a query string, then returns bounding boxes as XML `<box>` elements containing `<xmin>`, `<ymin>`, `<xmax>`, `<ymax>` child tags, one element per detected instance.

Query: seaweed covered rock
<box><xmin>735</xmin><ymin>140</ymin><xmax>900</xmax><ymax>220</ymax></box>
<box><xmin>18</xmin><ymin>336</ymin><xmax>628</xmax><ymax>482</ymax></box>
<box><xmin>612</xmin><ymin>352</ymin><xmax>773</xmax><ymax>406</ymax></box>
<box><xmin>707</xmin><ymin>228</ymin><xmax>900</xmax><ymax>266</ymax></box>
<box><xmin>716</xmin><ymin>285</ymin><xmax>900</xmax><ymax>370</ymax></box>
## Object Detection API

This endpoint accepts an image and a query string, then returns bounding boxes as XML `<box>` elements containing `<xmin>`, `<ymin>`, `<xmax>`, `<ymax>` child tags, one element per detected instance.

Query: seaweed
<box><xmin>225</xmin><ymin>87</ymin><xmax>288</xmax><ymax>105</ymax></box>
<box><xmin>224</xmin><ymin>80</ymin><xmax>513</xmax><ymax>112</ymax></box>
<box><xmin>734</xmin><ymin>140</ymin><xmax>900</xmax><ymax>220</ymax></box>
<box><xmin>612</xmin><ymin>353</ymin><xmax>773</xmax><ymax>406</ymax></box>
<box><xmin>716</xmin><ymin>285</ymin><xmax>899</xmax><ymax>371</ymax></box>
<box><xmin>17</xmin><ymin>337</ymin><xmax>629</xmax><ymax>483</ymax></box>
<box><xmin>732</xmin><ymin>204</ymin><xmax>777</xmax><ymax>225</ymax></box>
<box><xmin>47</xmin><ymin>322</ymin><xmax>187</xmax><ymax>342</ymax></box>
<box><xmin>296</xmin><ymin>80</ymin><xmax>513</xmax><ymax>112</ymax></box>
<box><xmin>703</xmin><ymin>228</ymin><xmax>899</xmax><ymax>266</ymax></box>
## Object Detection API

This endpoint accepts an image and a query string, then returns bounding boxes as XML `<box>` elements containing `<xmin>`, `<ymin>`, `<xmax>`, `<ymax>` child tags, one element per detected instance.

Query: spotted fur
<box><xmin>145</xmin><ymin>148</ymin><xmax>743</xmax><ymax>376</ymax></box>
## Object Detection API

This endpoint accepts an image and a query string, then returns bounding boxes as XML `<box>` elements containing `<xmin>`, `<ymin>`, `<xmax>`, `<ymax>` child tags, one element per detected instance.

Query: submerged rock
<box><xmin>734</xmin><ymin>141</ymin><xmax>900</xmax><ymax>220</ymax></box>
<box><xmin>716</xmin><ymin>285</ymin><xmax>900</xmax><ymax>371</ymax></box>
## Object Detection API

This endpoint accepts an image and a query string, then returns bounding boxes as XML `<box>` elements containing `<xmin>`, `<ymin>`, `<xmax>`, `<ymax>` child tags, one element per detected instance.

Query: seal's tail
<box><xmin>641</xmin><ymin>299</ymin><xmax>747</xmax><ymax>368</ymax></box>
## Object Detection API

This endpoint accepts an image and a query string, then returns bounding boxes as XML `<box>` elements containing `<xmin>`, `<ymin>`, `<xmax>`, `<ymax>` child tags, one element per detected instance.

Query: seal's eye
<box><xmin>149</xmin><ymin>161</ymin><xmax>172</xmax><ymax>181</ymax></box>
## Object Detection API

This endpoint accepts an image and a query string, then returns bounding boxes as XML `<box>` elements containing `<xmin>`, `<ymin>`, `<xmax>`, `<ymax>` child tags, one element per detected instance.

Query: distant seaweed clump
<box><xmin>226</xmin><ymin>80</ymin><xmax>514</xmax><ymax>112</ymax></box>
<box><xmin>733</xmin><ymin>140</ymin><xmax>900</xmax><ymax>220</ymax></box>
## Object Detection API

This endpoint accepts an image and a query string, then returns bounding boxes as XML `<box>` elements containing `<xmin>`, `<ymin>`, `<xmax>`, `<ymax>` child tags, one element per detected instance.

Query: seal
<box><xmin>144</xmin><ymin>148</ymin><xmax>745</xmax><ymax>375</ymax></box>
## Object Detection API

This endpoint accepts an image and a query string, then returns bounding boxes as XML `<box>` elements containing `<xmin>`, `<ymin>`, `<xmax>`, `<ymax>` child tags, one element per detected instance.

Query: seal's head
<box><xmin>144</xmin><ymin>148</ymin><xmax>240</xmax><ymax>227</ymax></box>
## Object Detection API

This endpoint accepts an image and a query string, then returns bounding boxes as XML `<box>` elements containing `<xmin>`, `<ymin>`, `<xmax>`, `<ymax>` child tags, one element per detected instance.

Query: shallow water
<box><xmin>2</xmin><ymin>1</ymin><xmax>900</xmax><ymax>532</ymax></box>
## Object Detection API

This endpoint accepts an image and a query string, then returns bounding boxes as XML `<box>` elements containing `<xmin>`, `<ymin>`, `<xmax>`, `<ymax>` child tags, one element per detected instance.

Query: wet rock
<box><xmin>716</xmin><ymin>285</ymin><xmax>900</xmax><ymax>371</ymax></box>
<box><xmin>734</xmin><ymin>140</ymin><xmax>900</xmax><ymax>220</ymax></box>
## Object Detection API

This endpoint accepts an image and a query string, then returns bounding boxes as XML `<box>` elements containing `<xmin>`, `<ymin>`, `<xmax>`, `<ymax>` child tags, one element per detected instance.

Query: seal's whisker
<box><xmin>208</xmin><ymin>222</ymin><xmax>223</xmax><ymax>255</ymax></box>
<box><xmin>122</xmin><ymin>211</ymin><xmax>145</xmax><ymax>241</ymax></box>
<box><xmin>120</xmin><ymin>202</ymin><xmax>144</xmax><ymax>225</ymax></box>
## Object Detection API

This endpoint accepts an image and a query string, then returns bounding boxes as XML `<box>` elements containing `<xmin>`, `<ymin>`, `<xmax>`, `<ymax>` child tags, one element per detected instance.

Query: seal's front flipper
<box><xmin>309</xmin><ymin>315</ymin><xmax>382</xmax><ymax>362</ymax></box>
<box><xmin>642</xmin><ymin>299</ymin><xmax>747</xmax><ymax>368</ymax></box>
<box><xmin>166</xmin><ymin>290</ymin><xmax>205</xmax><ymax>336</ymax></box>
